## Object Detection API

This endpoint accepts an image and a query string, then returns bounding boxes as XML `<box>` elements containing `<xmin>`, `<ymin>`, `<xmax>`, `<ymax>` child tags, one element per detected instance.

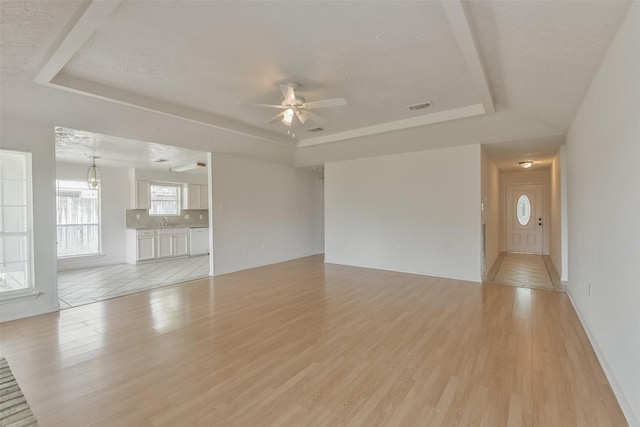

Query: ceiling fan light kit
<box><xmin>241</xmin><ymin>83</ymin><xmax>346</xmax><ymax>137</ymax></box>
<box><xmin>282</xmin><ymin>108</ymin><xmax>295</xmax><ymax>125</ymax></box>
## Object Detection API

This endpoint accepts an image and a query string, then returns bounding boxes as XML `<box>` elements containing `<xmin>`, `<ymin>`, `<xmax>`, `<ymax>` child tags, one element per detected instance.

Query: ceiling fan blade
<box><xmin>304</xmin><ymin>98</ymin><xmax>346</xmax><ymax>109</ymax></box>
<box><xmin>267</xmin><ymin>111</ymin><xmax>285</xmax><ymax>124</ymax></box>
<box><xmin>302</xmin><ymin>110</ymin><xmax>327</xmax><ymax>125</ymax></box>
<box><xmin>238</xmin><ymin>103</ymin><xmax>284</xmax><ymax>109</ymax></box>
<box><xmin>280</xmin><ymin>84</ymin><xmax>297</xmax><ymax>104</ymax></box>
<box><xmin>296</xmin><ymin>110</ymin><xmax>309</xmax><ymax>124</ymax></box>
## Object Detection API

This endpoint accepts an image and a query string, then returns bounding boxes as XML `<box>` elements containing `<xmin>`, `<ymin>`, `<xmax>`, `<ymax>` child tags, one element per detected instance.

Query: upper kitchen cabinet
<box><xmin>132</xmin><ymin>180</ymin><xmax>150</xmax><ymax>209</ymax></box>
<box><xmin>183</xmin><ymin>184</ymin><xmax>208</xmax><ymax>209</ymax></box>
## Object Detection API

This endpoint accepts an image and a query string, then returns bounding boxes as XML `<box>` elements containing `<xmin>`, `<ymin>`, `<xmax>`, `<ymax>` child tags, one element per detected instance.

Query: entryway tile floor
<box><xmin>487</xmin><ymin>252</ymin><xmax>559</xmax><ymax>291</ymax></box>
<box><xmin>57</xmin><ymin>255</ymin><xmax>210</xmax><ymax>309</ymax></box>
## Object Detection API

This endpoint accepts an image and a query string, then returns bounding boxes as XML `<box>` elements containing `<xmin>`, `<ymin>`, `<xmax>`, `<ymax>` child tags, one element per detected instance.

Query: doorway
<box><xmin>505</xmin><ymin>184</ymin><xmax>543</xmax><ymax>254</ymax></box>
<box><xmin>55</xmin><ymin>127</ymin><xmax>213</xmax><ymax>309</ymax></box>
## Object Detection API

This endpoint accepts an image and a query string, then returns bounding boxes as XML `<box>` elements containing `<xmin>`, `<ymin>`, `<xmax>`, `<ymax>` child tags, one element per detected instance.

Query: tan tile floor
<box><xmin>57</xmin><ymin>255</ymin><xmax>210</xmax><ymax>308</ymax></box>
<box><xmin>494</xmin><ymin>252</ymin><xmax>554</xmax><ymax>290</ymax></box>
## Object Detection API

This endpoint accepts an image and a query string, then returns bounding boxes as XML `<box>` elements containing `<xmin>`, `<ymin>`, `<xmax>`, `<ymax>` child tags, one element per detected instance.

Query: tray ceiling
<box><xmin>2</xmin><ymin>0</ymin><xmax>632</xmax><ymax>169</ymax></box>
<box><xmin>60</xmin><ymin>1</ymin><xmax>480</xmax><ymax>137</ymax></box>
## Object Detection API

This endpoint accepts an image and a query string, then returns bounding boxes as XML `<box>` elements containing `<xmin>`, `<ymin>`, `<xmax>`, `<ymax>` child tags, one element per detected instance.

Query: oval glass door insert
<box><xmin>516</xmin><ymin>194</ymin><xmax>531</xmax><ymax>225</ymax></box>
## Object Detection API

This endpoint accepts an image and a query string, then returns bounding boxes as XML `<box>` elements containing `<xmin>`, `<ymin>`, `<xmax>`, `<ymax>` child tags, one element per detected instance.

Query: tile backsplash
<box><xmin>126</xmin><ymin>209</ymin><xmax>209</xmax><ymax>228</ymax></box>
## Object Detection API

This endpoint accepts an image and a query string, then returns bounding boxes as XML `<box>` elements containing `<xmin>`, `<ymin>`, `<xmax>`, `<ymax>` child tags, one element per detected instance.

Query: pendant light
<box><xmin>87</xmin><ymin>156</ymin><xmax>102</xmax><ymax>190</ymax></box>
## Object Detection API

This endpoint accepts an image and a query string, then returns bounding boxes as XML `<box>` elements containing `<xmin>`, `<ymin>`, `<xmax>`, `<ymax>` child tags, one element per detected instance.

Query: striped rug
<box><xmin>0</xmin><ymin>357</ymin><xmax>39</xmax><ymax>427</ymax></box>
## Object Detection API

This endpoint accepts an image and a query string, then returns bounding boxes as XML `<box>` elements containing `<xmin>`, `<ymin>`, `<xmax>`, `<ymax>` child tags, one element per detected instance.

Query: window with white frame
<box><xmin>56</xmin><ymin>180</ymin><xmax>101</xmax><ymax>257</ymax></box>
<box><xmin>149</xmin><ymin>184</ymin><xmax>181</xmax><ymax>216</ymax></box>
<box><xmin>0</xmin><ymin>149</ymin><xmax>34</xmax><ymax>295</ymax></box>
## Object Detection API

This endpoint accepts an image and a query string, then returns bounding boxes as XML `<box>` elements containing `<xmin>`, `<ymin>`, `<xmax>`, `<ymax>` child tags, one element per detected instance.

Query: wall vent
<box><xmin>306</xmin><ymin>127</ymin><xmax>324</xmax><ymax>133</ymax></box>
<box><xmin>408</xmin><ymin>101</ymin><xmax>432</xmax><ymax>111</ymax></box>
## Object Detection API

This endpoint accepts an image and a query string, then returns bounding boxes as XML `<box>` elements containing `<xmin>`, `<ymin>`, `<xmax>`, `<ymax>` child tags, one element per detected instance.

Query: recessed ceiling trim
<box><xmin>50</xmin><ymin>73</ymin><xmax>295</xmax><ymax>148</ymax></box>
<box><xmin>297</xmin><ymin>104</ymin><xmax>486</xmax><ymax>147</ymax></box>
<box><xmin>34</xmin><ymin>0</ymin><xmax>122</xmax><ymax>85</ymax></box>
<box><xmin>34</xmin><ymin>0</ymin><xmax>294</xmax><ymax>149</ymax></box>
<box><xmin>33</xmin><ymin>0</ymin><xmax>494</xmax><ymax>151</ymax></box>
<box><xmin>440</xmin><ymin>0</ymin><xmax>495</xmax><ymax>114</ymax></box>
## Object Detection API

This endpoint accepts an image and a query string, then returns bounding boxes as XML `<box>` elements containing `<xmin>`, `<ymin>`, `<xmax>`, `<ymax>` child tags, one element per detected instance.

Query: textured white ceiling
<box><xmin>1</xmin><ymin>1</ymin><xmax>82</xmax><ymax>79</ymax></box>
<box><xmin>55</xmin><ymin>127</ymin><xmax>208</xmax><ymax>172</ymax></box>
<box><xmin>468</xmin><ymin>0</ymin><xmax>631</xmax><ymax>131</ymax></box>
<box><xmin>60</xmin><ymin>1</ymin><xmax>479</xmax><ymax>136</ymax></box>
<box><xmin>0</xmin><ymin>0</ymin><xmax>633</xmax><ymax>170</ymax></box>
<box><xmin>482</xmin><ymin>136</ymin><xmax>565</xmax><ymax>172</ymax></box>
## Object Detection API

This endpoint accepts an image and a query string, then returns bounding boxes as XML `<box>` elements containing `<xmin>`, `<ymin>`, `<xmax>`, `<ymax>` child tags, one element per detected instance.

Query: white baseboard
<box><xmin>567</xmin><ymin>290</ymin><xmax>639</xmax><ymax>427</ymax></box>
<box><xmin>322</xmin><ymin>258</ymin><xmax>482</xmax><ymax>284</ymax></box>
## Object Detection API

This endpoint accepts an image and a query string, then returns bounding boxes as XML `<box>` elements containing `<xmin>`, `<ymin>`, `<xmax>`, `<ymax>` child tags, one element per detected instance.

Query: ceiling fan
<box><xmin>241</xmin><ymin>83</ymin><xmax>346</xmax><ymax>136</ymax></box>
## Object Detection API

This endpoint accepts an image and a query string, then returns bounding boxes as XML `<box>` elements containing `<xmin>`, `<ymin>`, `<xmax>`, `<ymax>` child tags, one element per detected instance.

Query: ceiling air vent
<box><xmin>306</xmin><ymin>127</ymin><xmax>324</xmax><ymax>133</ymax></box>
<box><xmin>408</xmin><ymin>101</ymin><xmax>432</xmax><ymax>111</ymax></box>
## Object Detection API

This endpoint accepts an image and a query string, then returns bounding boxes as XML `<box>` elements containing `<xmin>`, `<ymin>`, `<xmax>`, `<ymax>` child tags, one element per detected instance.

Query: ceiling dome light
<box><xmin>282</xmin><ymin>108</ymin><xmax>295</xmax><ymax>125</ymax></box>
<box><xmin>519</xmin><ymin>161</ymin><xmax>533</xmax><ymax>169</ymax></box>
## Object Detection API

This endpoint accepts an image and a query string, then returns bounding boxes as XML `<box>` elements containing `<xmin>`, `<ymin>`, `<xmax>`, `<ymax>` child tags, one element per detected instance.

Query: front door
<box><xmin>506</xmin><ymin>184</ymin><xmax>543</xmax><ymax>253</ymax></box>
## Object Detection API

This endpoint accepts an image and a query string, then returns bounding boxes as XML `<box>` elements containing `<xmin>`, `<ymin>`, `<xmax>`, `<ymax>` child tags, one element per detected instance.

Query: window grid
<box><xmin>149</xmin><ymin>184</ymin><xmax>181</xmax><ymax>216</ymax></box>
<box><xmin>56</xmin><ymin>180</ymin><xmax>101</xmax><ymax>257</ymax></box>
<box><xmin>0</xmin><ymin>149</ymin><xmax>33</xmax><ymax>294</ymax></box>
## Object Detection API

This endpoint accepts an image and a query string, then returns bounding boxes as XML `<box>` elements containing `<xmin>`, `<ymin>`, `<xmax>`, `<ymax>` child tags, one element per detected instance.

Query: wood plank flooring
<box><xmin>0</xmin><ymin>255</ymin><xmax>627</xmax><ymax>426</ymax></box>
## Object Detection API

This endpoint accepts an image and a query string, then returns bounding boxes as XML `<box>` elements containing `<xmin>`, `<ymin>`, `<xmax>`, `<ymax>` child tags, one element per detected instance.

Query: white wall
<box><xmin>481</xmin><ymin>148</ymin><xmax>501</xmax><ymax>276</ymax></box>
<box><xmin>0</xmin><ymin>116</ymin><xmax>59</xmax><ymax>322</ymax></box>
<box><xmin>566</xmin><ymin>3</ymin><xmax>640</xmax><ymax>425</ymax></box>
<box><xmin>56</xmin><ymin>162</ymin><xmax>130</xmax><ymax>271</ymax></box>
<box><xmin>325</xmin><ymin>144</ymin><xmax>482</xmax><ymax>282</ymax></box>
<box><xmin>499</xmin><ymin>170</ymin><xmax>551</xmax><ymax>254</ymax></box>
<box><xmin>211</xmin><ymin>154</ymin><xmax>324</xmax><ymax>275</ymax></box>
<box><xmin>549</xmin><ymin>147</ymin><xmax>568</xmax><ymax>281</ymax></box>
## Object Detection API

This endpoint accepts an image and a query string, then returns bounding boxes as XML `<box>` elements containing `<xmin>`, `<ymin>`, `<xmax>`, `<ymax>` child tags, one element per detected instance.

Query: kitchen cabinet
<box><xmin>174</xmin><ymin>228</ymin><xmax>189</xmax><ymax>256</ymax></box>
<box><xmin>136</xmin><ymin>230</ymin><xmax>155</xmax><ymax>261</ymax></box>
<box><xmin>157</xmin><ymin>229</ymin><xmax>174</xmax><ymax>258</ymax></box>
<box><xmin>132</xmin><ymin>180</ymin><xmax>150</xmax><ymax>209</ymax></box>
<box><xmin>126</xmin><ymin>227</ymin><xmax>190</xmax><ymax>263</ymax></box>
<box><xmin>183</xmin><ymin>184</ymin><xmax>208</xmax><ymax>209</ymax></box>
<box><xmin>199</xmin><ymin>185</ymin><xmax>209</xmax><ymax>209</ymax></box>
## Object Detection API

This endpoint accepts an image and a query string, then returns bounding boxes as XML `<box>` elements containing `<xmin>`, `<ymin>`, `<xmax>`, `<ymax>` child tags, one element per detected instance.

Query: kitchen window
<box><xmin>0</xmin><ymin>149</ymin><xmax>34</xmax><ymax>295</ymax></box>
<box><xmin>56</xmin><ymin>180</ymin><xmax>101</xmax><ymax>257</ymax></box>
<box><xmin>149</xmin><ymin>184</ymin><xmax>181</xmax><ymax>216</ymax></box>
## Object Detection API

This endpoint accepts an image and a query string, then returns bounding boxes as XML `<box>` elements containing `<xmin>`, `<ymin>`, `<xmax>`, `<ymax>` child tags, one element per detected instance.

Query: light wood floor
<box><xmin>0</xmin><ymin>255</ymin><xmax>627</xmax><ymax>426</ymax></box>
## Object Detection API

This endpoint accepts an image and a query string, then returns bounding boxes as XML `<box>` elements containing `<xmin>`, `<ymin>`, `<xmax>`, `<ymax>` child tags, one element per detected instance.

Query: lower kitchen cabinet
<box><xmin>137</xmin><ymin>234</ymin><xmax>156</xmax><ymax>260</ymax></box>
<box><xmin>157</xmin><ymin>229</ymin><xmax>174</xmax><ymax>258</ymax></box>
<box><xmin>173</xmin><ymin>229</ymin><xmax>189</xmax><ymax>256</ymax></box>
<box><xmin>126</xmin><ymin>227</ymin><xmax>190</xmax><ymax>263</ymax></box>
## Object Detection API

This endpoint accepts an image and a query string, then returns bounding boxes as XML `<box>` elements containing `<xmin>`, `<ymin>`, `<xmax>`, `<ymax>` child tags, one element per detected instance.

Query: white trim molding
<box><xmin>0</xmin><ymin>291</ymin><xmax>42</xmax><ymax>304</ymax></box>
